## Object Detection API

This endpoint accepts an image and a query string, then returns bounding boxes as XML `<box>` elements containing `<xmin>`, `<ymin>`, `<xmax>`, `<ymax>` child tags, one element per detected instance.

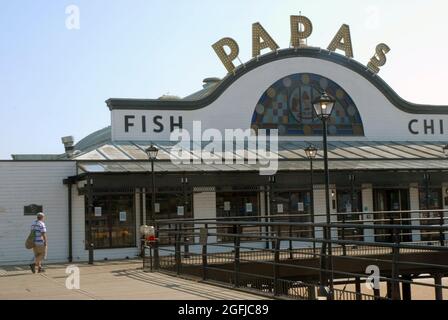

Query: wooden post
<box><xmin>391</xmin><ymin>228</ymin><xmax>401</xmax><ymax>300</ymax></box>
<box><xmin>154</xmin><ymin>224</ymin><xmax>160</xmax><ymax>270</ymax></box>
<box><xmin>355</xmin><ymin>277</ymin><xmax>362</xmax><ymax>300</ymax></box>
<box><xmin>373</xmin><ymin>288</ymin><xmax>381</xmax><ymax>300</ymax></box>
<box><xmin>273</xmin><ymin>235</ymin><xmax>281</xmax><ymax>296</ymax></box>
<box><xmin>342</xmin><ymin>214</ymin><xmax>347</xmax><ymax>256</ymax></box>
<box><xmin>401</xmin><ymin>277</ymin><xmax>412</xmax><ymax>300</ymax></box>
<box><xmin>201</xmin><ymin>225</ymin><xmax>208</xmax><ymax>281</ymax></box>
<box><xmin>234</xmin><ymin>225</ymin><xmax>241</xmax><ymax>288</ymax></box>
<box><xmin>434</xmin><ymin>274</ymin><xmax>444</xmax><ymax>301</ymax></box>
<box><xmin>175</xmin><ymin>224</ymin><xmax>181</xmax><ymax>275</ymax></box>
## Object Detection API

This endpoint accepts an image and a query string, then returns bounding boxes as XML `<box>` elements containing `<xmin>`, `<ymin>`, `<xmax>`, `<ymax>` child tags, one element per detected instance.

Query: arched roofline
<box><xmin>106</xmin><ymin>47</ymin><xmax>448</xmax><ymax>114</ymax></box>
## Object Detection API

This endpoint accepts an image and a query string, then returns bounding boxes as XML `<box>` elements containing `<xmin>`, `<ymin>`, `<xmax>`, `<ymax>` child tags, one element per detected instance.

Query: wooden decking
<box><xmin>0</xmin><ymin>260</ymin><xmax>268</xmax><ymax>300</ymax></box>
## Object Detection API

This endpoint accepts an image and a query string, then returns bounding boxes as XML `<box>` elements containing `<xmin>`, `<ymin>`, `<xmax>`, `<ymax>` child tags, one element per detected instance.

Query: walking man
<box><xmin>29</xmin><ymin>212</ymin><xmax>47</xmax><ymax>273</ymax></box>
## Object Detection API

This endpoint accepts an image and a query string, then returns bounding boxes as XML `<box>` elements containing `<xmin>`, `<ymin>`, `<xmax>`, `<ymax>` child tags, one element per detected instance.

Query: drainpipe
<box><xmin>68</xmin><ymin>182</ymin><xmax>73</xmax><ymax>263</ymax></box>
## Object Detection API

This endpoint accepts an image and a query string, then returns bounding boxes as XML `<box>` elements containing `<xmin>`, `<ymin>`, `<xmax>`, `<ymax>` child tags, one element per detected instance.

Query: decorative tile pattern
<box><xmin>251</xmin><ymin>73</ymin><xmax>365</xmax><ymax>136</ymax></box>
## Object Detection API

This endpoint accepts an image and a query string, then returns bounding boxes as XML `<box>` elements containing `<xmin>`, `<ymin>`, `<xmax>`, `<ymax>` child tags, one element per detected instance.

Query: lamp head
<box><xmin>304</xmin><ymin>145</ymin><xmax>318</xmax><ymax>160</ymax></box>
<box><xmin>313</xmin><ymin>92</ymin><xmax>336</xmax><ymax>120</ymax></box>
<box><xmin>145</xmin><ymin>144</ymin><xmax>159</xmax><ymax>160</ymax></box>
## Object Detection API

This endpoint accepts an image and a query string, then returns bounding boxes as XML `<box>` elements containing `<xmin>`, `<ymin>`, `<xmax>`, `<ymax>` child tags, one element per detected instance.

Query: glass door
<box><xmin>216</xmin><ymin>191</ymin><xmax>260</xmax><ymax>242</ymax></box>
<box><xmin>336</xmin><ymin>190</ymin><xmax>363</xmax><ymax>241</ymax></box>
<box><xmin>373</xmin><ymin>189</ymin><xmax>411</xmax><ymax>242</ymax></box>
<box><xmin>419</xmin><ymin>188</ymin><xmax>443</xmax><ymax>242</ymax></box>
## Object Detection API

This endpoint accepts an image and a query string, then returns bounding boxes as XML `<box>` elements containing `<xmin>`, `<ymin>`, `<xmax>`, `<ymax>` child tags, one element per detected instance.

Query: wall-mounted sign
<box><xmin>277</xmin><ymin>204</ymin><xmax>284</xmax><ymax>214</ymax></box>
<box><xmin>94</xmin><ymin>207</ymin><xmax>102</xmax><ymax>217</ymax></box>
<box><xmin>119</xmin><ymin>211</ymin><xmax>127</xmax><ymax>222</ymax></box>
<box><xmin>346</xmin><ymin>203</ymin><xmax>352</xmax><ymax>213</ymax></box>
<box><xmin>298</xmin><ymin>202</ymin><xmax>304</xmax><ymax>212</ymax></box>
<box><xmin>177</xmin><ymin>206</ymin><xmax>185</xmax><ymax>216</ymax></box>
<box><xmin>154</xmin><ymin>203</ymin><xmax>160</xmax><ymax>213</ymax></box>
<box><xmin>24</xmin><ymin>204</ymin><xmax>43</xmax><ymax>216</ymax></box>
<box><xmin>246</xmin><ymin>203</ymin><xmax>253</xmax><ymax>213</ymax></box>
<box><xmin>224</xmin><ymin>201</ymin><xmax>231</xmax><ymax>211</ymax></box>
<box><xmin>212</xmin><ymin>15</ymin><xmax>390</xmax><ymax>74</ymax></box>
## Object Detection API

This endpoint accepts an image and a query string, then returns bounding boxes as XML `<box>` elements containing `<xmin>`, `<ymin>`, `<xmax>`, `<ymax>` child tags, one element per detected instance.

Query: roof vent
<box><xmin>202</xmin><ymin>77</ymin><xmax>221</xmax><ymax>89</ymax></box>
<box><xmin>61</xmin><ymin>136</ymin><xmax>75</xmax><ymax>157</ymax></box>
<box><xmin>158</xmin><ymin>94</ymin><xmax>181</xmax><ymax>100</ymax></box>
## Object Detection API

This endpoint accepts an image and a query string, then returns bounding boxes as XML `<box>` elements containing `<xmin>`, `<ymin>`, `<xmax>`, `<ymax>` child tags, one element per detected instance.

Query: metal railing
<box><xmin>143</xmin><ymin>210</ymin><xmax>448</xmax><ymax>300</ymax></box>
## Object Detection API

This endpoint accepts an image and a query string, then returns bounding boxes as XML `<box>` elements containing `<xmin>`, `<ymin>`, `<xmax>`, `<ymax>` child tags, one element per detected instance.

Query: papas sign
<box><xmin>212</xmin><ymin>15</ymin><xmax>390</xmax><ymax>74</ymax></box>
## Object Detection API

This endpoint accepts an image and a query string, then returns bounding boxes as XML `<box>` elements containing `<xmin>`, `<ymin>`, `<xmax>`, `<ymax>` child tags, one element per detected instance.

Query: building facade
<box><xmin>1</xmin><ymin>48</ymin><xmax>448</xmax><ymax>265</ymax></box>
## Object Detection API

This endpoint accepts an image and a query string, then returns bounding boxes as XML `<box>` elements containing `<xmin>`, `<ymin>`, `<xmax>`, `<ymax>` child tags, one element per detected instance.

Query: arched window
<box><xmin>251</xmin><ymin>73</ymin><xmax>364</xmax><ymax>136</ymax></box>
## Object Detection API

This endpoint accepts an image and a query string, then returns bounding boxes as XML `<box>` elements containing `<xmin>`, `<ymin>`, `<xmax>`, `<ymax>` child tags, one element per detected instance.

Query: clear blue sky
<box><xmin>1</xmin><ymin>0</ymin><xmax>448</xmax><ymax>159</ymax></box>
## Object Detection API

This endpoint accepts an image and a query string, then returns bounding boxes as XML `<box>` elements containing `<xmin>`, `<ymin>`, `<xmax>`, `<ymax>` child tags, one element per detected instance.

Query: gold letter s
<box><xmin>367</xmin><ymin>43</ymin><xmax>391</xmax><ymax>74</ymax></box>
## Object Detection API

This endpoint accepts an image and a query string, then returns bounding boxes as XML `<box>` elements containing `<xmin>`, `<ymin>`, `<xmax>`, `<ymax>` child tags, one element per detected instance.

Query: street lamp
<box><xmin>313</xmin><ymin>91</ymin><xmax>336</xmax><ymax>298</ymax></box>
<box><xmin>305</xmin><ymin>145</ymin><xmax>318</xmax><ymax>257</ymax></box>
<box><xmin>146</xmin><ymin>144</ymin><xmax>159</xmax><ymax>223</ymax></box>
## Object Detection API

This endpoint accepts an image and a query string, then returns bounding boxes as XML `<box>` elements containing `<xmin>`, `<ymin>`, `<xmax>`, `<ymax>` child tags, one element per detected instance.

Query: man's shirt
<box><xmin>31</xmin><ymin>220</ymin><xmax>47</xmax><ymax>246</ymax></box>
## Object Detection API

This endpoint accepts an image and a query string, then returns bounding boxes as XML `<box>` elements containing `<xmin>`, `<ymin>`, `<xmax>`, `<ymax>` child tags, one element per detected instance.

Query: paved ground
<box><xmin>0</xmin><ymin>260</ymin><xmax>268</xmax><ymax>300</ymax></box>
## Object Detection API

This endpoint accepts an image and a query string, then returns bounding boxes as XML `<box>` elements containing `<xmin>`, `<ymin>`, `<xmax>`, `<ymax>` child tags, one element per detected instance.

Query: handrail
<box><xmin>144</xmin><ymin>211</ymin><xmax>448</xmax><ymax>301</ymax></box>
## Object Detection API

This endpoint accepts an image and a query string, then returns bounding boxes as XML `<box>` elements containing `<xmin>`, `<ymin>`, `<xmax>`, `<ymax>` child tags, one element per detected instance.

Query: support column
<box><xmin>142</xmin><ymin>188</ymin><xmax>147</xmax><ymax>225</ymax></box>
<box><xmin>401</xmin><ymin>277</ymin><xmax>412</xmax><ymax>300</ymax></box>
<box><xmin>193</xmin><ymin>188</ymin><xmax>217</xmax><ymax>244</ymax></box>
<box><xmin>442</xmin><ymin>183</ymin><xmax>448</xmax><ymax>245</ymax></box>
<box><xmin>259</xmin><ymin>189</ymin><xmax>269</xmax><ymax>250</ymax></box>
<box><xmin>135</xmin><ymin>189</ymin><xmax>142</xmax><ymax>252</ymax></box>
<box><xmin>434</xmin><ymin>274</ymin><xmax>444</xmax><ymax>300</ymax></box>
<box><xmin>355</xmin><ymin>277</ymin><xmax>362</xmax><ymax>300</ymax></box>
<box><xmin>409</xmin><ymin>183</ymin><xmax>422</xmax><ymax>242</ymax></box>
<box><xmin>361</xmin><ymin>184</ymin><xmax>375</xmax><ymax>242</ymax></box>
<box><xmin>313</xmin><ymin>185</ymin><xmax>337</xmax><ymax>240</ymax></box>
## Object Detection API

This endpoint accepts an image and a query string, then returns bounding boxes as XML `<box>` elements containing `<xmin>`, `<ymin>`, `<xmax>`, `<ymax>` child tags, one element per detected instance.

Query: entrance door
<box><xmin>373</xmin><ymin>189</ymin><xmax>411</xmax><ymax>242</ymax></box>
<box><xmin>419</xmin><ymin>188</ymin><xmax>443</xmax><ymax>241</ymax></box>
<box><xmin>336</xmin><ymin>190</ymin><xmax>364</xmax><ymax>241</ymax></box>
<box><xmin>275</xmin><ymin>191</ymin><xmax>312</xmax><ymax>238</ymax></box>
<box><xmin>216</xmin><ymin>191</ymin><xmax>260</xmax><ymax>242</ymax></box>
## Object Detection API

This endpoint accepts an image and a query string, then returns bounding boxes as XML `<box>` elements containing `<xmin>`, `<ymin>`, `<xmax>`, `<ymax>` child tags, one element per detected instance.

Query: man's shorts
<box><xmin>33</xmin><ymin>245</ymin><xmax>46</xmax><ymax>260</ymax></box>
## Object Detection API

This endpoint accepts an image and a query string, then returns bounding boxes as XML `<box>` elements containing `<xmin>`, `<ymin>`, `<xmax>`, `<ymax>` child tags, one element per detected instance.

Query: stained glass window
<box><xmin>251</xmin><ymin>73</ymin><xmax>364</xmax><ymax>136</ymax></box>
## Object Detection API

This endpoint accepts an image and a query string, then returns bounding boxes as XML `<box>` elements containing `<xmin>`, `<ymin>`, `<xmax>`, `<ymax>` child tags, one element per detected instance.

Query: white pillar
<box><xmin>193</xmin><ymin>188</ymin><xmax>217</xmax><ymax>244</ymax></box>
<box><xmin>442</xmin><ymin>183</ymin><xmax>448</xmax><ymax>244</ymax></box>
<box><xmin>442</xmin><ymin>183</ymin><xmax>448</xmax><ymax>212</ymax></box>
<box><xmin>142</xmin><ymin>188</ymin><xmax>146</xmax><ymax>225</ymax></box>
<box><xmin>409</xmin><ymin>183</ymin><xmax>421</xmax><ymax>242</ymax></box>
<box><xmin>259</xmin><ymin>190</ymin><xmax>266</xmax><ymax>217</ymax></box>
<box><xmin>135</xmin><ymin>189</ymin><xmax>141</xmax><ymax>245</ymax></box>
<box><xmin>313</xmin><ymin>184</ymin><xmax>337</xmax><ymax>240</ymax></box>
<box><xmin>361</xmin><ymin>184</ymin><xmax>375</xmax><ymax>242</ymax></box>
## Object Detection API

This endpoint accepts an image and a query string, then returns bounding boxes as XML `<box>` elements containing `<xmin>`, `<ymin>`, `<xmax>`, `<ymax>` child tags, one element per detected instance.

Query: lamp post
<box><xmin>305</xmin><ymin>145</ymin><xmax>318</xmax><ymax>256</ymax></box>
<box><xmin>145</xmin><ymin>144</ymin><xmax>159</xmax><ymax>223</ymax></box>
<box><xmin>312</xmin><ymin>91</ymin><xmax>336</xmax><ymax>297</ymax></box>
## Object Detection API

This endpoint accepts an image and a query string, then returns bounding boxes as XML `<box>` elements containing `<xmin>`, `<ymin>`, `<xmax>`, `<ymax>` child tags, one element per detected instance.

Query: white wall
<box><xmin>0</xmin><ymin>161</ymin><xmax>76</xmax><ymax>265</ymax></box>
